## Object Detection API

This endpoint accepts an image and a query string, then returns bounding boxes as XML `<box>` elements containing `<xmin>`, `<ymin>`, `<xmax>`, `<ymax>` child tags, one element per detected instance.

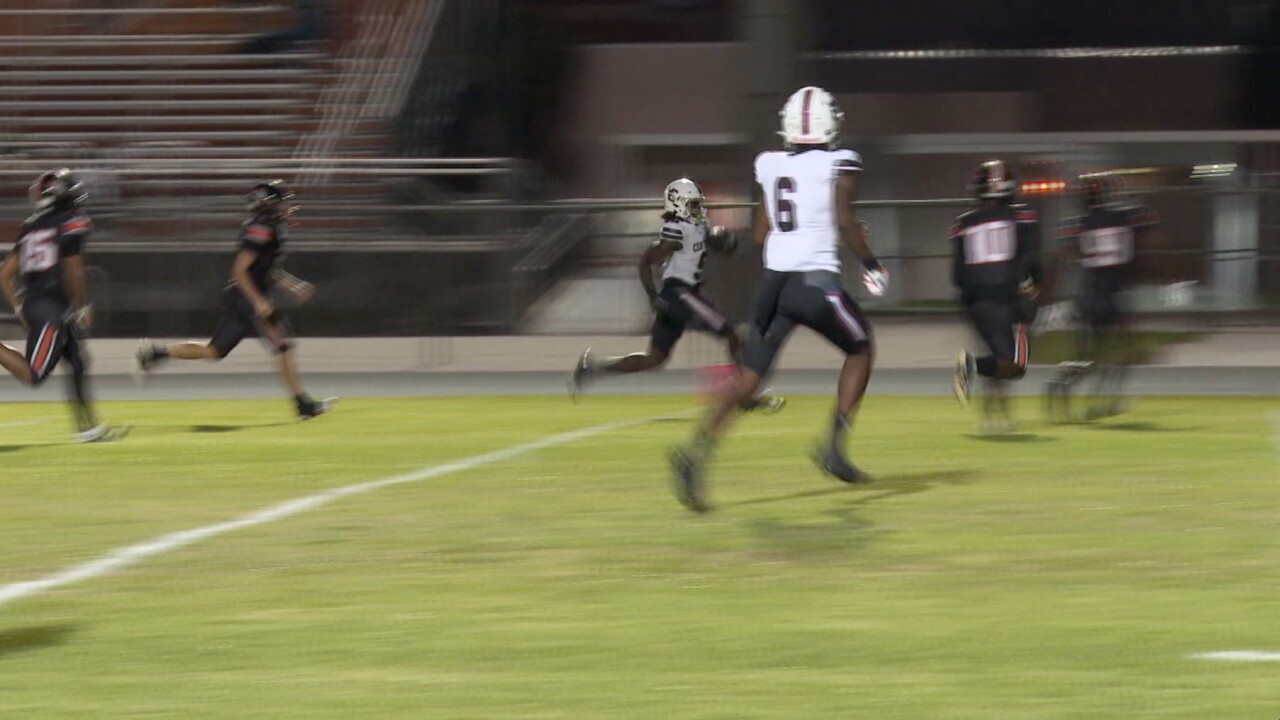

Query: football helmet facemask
<box><xmin>664</xmin><ymin>177</ymin><xmax>705</xmax><ymax>223</ymax></box>
<box><xmin>29</xmin><ymin>168</ymin><xmax>87</xmax><ymax>213</ymax></box>
<box><xmin>246</xmin><ymin>179</ymin><xmax>297</xmax><ymax>217</ymax></box>
<box><xmin>970</xmin><ymin>160</ymin><xmax>1016</xmax><ymax>201</ymax></box>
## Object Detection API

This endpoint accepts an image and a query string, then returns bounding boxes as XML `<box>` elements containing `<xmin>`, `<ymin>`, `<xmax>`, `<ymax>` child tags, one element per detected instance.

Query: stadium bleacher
<box><xmin>0</xmin><ymin>1</ymin><xmax>461</xmax><ymax>245</ymax></box>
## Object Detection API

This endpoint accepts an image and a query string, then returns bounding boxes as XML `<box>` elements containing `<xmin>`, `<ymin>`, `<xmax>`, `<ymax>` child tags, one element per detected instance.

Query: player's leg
<box><xmin>0</xmin><ymin>342</ymin><xmax>33</xmax><ymax>384</ymax></box>
<box><xmin>676</xmin><ymin>287</ymin><xmax>785</xmax><ymax>414</ymax></box>
<box><xmin>806</xmin><ymin>282</ymin><xmax>874</xmax><ymax>483</ymax></box>
<box><xmin>669</xmin><ymin>271</ymin><xmax>792</xmax><ymax>512</ymax></box>
<box><xmin>256</xmin><ymin>314</ymin><xmax>334</xmax><ymax>419</ymax></box>
<box><xmin>568</xmin><ymin>308</ymin><xmax>680</xmax><ymax>400</ymax></box>
<box><xmin>61</xmin><ymin>330</ymin><xmax>97</xmax><ymax>433</ymax></box>
<box><xmin>136</xmin><ymin>290</ymin><xmax>247</xmax><ymax>376</ymax></box>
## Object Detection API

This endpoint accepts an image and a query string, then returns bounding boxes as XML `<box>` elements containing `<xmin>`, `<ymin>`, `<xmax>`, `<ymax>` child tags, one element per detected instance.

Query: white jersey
<box><xmin>754</xmin><ymin>148</ymin><xmax>862</xmax><ymax>272</ymax></box>
<box><xmin>658</xmin><ymin>218</ymin><xmax>708</xmax><ymax>286</ymax></box>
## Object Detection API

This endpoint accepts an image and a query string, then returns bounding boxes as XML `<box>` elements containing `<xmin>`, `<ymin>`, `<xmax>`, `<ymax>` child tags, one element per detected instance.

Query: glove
<box><xmin>862</xmin><ymin>268</ymin><xmax>890</xmax><ymax>297</ymax></box>
<box><xmin>1019</xmin><ymin>277</ymin><xmax>1040</xmax><ymax>300</ymax></box>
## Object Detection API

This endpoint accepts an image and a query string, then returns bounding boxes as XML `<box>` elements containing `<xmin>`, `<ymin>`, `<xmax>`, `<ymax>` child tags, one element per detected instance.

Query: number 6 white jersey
<box><xmin>754</xmin><ymin>148</ymin><xmax>862</xmax><ymax>273</ymax></box>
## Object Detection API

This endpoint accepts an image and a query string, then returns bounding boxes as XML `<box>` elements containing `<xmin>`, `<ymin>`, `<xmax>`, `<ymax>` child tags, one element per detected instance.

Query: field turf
<box><xmin>1</xmin><ymin>395</ymin><xmax>1276</xmax><ymax>718</ymax></box>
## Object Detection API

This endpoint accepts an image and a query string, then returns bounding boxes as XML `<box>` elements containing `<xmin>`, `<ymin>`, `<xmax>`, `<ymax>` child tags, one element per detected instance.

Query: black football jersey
<box><xmin>950</xmin><ymin>202</ymin><xmax>1041</xmax><ymax>301</ymax></box>
<box><xmin>10</xmin><ymin>208</ymin><xmax>92</xmax><ymax>304</ymax></box>
<box><xmin>1059</xmin><ymin>204</ymin><xmax>1157</xmax><ymax>294</ymax></box>
<box><xmin>236</xmin><ymin>213</ymin><xmax>285</xmax><ymax>293</ymax></box>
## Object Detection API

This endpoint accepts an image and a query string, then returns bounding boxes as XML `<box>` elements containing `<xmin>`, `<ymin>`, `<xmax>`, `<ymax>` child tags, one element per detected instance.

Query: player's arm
<box><xmin>836</xmin><ymin>173</ymin><xmax>888</xmax><ymax>295</ymax></box>
<box><xmin>1016</xmin><ymin>211</ymin><xmax>1043</xmax><ymax>297</ymax></box>
<box><xmin>59</xmin><ymin>224</ymin><xmax>93</xmax><ymax>327</ymax></box>
<box><xmin>751</xmin><ymin>194</ymin><xmax>769</xmax><ymax>247</ymax></box>
<box><xmin>231</xmin><ymin>248</ymin><xmax>274</xmax><ymax>318</ymax></box>
<box><xmin>950</xmin><ymin>225</ymin><xmax>964</xmax><ymax>290</ymax></box>
<box><xmin>270</xmin><ymin>267</ymin><xmax>314</xmax><ymax>303</ymax></box>
<box><xmin>0</xmin><ymin>251</ymin><xmax>21</xmax><ymax>321</ymax></box>
<box><xmin>639</xmin><ymin>239</ymin><xmax>679</xmax><ymax>304</ymax></box>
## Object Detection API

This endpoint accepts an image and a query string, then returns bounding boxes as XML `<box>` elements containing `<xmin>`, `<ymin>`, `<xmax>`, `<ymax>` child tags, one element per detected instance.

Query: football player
<box><xmin>135</xmin><ymin>180</ymin><xmax>335</xmax><ymax>420</ymax></box>
<box><xmin>950</xmin><ymin>160</ymin><xmax>1042</xmax><ymax>433</ymax></box>
<box><xmin>669</xmin><ymin>86</ymin><xmax>888</xmax><ymax>512</ymax></box>
<box><xmin>0</xmin><ymin>169</ymin><xmax>124</xmax><ymax>442</ymax></box>
<box><xmin>1045</xmin><ymin>174</ymin><xmax>1158</xmax><ymax>421</ymax></box>
<box><xmin>569</xmin><ymin>177</ymin><xmax>783</xmax><ymax>413</ymax></box>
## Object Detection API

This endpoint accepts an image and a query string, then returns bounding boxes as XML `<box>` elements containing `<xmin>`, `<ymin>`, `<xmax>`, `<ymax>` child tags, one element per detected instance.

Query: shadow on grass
<box><xmin>965</xmin><ymin>432</ymin><xmax>1054</xmax><ymax>443</ymax></box>
<box><xmin>729</xmin><ymin>468</ymin><xmax>978</xmax><ymax>510</ymax></box>
<box><xmin>0</xmin><ymin>624</ymin><xmax>78</xmax><ymax>658</ymax></box>
<box><xmin>0</xmin><ymin>444</ymin><xmax>46</xmax><ymax>454</ymax></box>
<box><xmin>189</xmin><ymin>422</ymin><xmax>294</xmax><ymax>434</ymax></box>
<box><xmin>738</xmin><ymin>469</ymin><xmax>979</xmax><ymax>553</ymax></box>
<box><xmin>1087</xmin><ymin>421</ymin><xmax>1206</xmax><ymax>433</ymax></box>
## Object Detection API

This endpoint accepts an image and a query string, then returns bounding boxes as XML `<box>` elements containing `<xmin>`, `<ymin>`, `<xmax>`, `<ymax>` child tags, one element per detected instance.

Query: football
<box><xmin>709</xmin><ymin>225</ymin><xmax>738</xmax><ymax>254</ymax></box>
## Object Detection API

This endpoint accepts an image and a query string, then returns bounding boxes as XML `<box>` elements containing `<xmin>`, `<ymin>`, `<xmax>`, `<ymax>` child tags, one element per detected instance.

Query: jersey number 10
<box><xmin>964</xmin><ymin>222</ymin><xmax>1016</xmax><ymax>265</ymax></box>
<box><xmin>18</xmin><ymin>229</ymin><xmax>58</xmax><ymax>273</ymax></box>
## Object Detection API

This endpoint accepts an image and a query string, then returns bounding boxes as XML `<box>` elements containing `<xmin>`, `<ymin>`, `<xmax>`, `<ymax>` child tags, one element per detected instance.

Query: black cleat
<box><xmin>811</xmin><ymin>442</ymin><xmax>869</xmax><ymax>484</ymax></box>
<box><xmin>568</xmin><ymin>348</ymin><xmax>593</xmax><ymax>402</ymax></box>
<box><xmin>298</xmin><ymin>397</ymin><xmax>337</xmax><ymax>420</ymax></box>
<box><xmin>952</xmin><ymin>350</ymin><xmax>975</xmax><ymax>408</ymax></box>
<box><xmin>668</xmin><ymin>446</ymin><xmax>710</xmax><ymax>513</ymax></box>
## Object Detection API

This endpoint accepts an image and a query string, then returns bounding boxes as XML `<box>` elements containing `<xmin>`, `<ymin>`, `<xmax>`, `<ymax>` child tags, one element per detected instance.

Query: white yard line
<box><xmin>0</xmin><ymin>412</ymin><xmax>687</xmax><ymax>608</ymax></box>
<box><xmin>1189</xmin><ymin>651</ymin><xmax>1280</xmax><ymax>662</ymax></box>
<box><xmin>0</xmin><ymin>418</ymin><xmax>53</xmax><ymax>429</ymax></box>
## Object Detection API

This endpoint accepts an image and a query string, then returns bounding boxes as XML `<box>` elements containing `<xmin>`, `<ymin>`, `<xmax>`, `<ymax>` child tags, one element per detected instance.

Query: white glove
<box><xmin>862</xmin><ymin>268</ymin><xmax>890</xmax><ymax>297</ymax></box>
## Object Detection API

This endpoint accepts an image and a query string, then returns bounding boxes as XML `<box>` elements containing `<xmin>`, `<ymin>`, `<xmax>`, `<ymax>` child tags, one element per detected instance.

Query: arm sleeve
<box><xmin>833</xmin><ymin>149</ymin><xmax>864</xmax><ymax>175</ymax></box>
<box><xmin>240</xmin><ymin>223</ymin><xmax>275</xmax><ymax>252</ymax></box>
<box><xmin>1018</xmin><ymin>218</ymin><xmax>1043</xmax><ymax>286</ymax></box>
<box><xmin>59</xmin><ymin>214</ymin><xmax>92</xmax><ymax>257</ymax></box>
<box><xmin>950</xmin><ymin>224</ymin><xmax>965</xmax><ymax>289</ymax></box>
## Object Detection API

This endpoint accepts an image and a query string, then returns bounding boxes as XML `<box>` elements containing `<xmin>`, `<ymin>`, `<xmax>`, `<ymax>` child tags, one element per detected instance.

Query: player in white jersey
<box><xmin>569</xmin><ymin>178</ymin><xmax>783</xmax><ymax>413</ymax></box>
<box><xmin>670</xmin><ymin>86</ymin><xmax>889</xmax><ymax>512</ymax></box>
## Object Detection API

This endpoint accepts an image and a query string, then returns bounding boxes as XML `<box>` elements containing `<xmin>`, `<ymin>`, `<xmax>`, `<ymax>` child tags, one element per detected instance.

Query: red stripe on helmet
<box><xmin>801</xmin><ymin>88</ymin><xmax>813</xmax><ymax>136</ymax></box>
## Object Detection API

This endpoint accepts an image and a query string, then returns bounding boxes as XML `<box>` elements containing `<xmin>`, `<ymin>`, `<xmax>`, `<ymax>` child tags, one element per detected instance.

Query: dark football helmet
<box><xmin>969</xmin><ymin>160</ymin><xmax>1016</xmax><ymax>201</ymax></box>
<box><xmin>29</xmin><ymin>168</ymin><xmax>87</xmax><ymax>212</ymax></box>
<box><xmin>246</xmin><ymin>179</ymin><xmax>296</xmax><ymax>216</ymax></box>
<box><xmin>1080</xmin><ymin>174</ymin><xmax>1119</xmax><ymax>209</ymax></box>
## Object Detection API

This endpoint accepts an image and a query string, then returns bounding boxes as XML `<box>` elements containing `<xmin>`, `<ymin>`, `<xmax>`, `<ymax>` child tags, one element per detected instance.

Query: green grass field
<box><xmin>1</xmin><ymin>395</ymin><xmax>1277</xmax><ymax>719</ymax></box>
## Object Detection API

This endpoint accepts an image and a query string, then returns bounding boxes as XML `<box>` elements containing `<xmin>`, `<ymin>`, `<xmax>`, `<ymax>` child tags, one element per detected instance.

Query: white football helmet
<box><xmin>778</xmin><ymin>86</ymin><xmax>844</xmax><ymax>148</ymax></box>
<box><xmin>664</xmin><ymin>177</ymin><xmax>705</xmax><ymax>222</ymax></box>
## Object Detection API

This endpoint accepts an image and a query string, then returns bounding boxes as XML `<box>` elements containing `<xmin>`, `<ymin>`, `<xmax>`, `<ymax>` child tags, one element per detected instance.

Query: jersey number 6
<box><xmin>775</xmin><ymin>177</ymin><xmax>797</xmax><ymax>232</ymax></box>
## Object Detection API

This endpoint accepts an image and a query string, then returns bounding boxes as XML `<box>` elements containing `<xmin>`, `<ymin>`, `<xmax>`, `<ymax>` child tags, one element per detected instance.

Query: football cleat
<box><xmin>298</xmin><ymin>396</ymin><xmax>337</xmax><ymax>420</ymax></box>
<box><xmin>811</xmin><ymin>442</ymin><xmax>869</xmax><ymax>484</ymax></box>
<box><xmin>668</xmin><ymin>446</ymin><xmax>710</xmax><ymax>513</ymax></box>
<box><xmin>568</xmin><ymin>348</ymin><xmax>593</xmax><ymax>402</ymax></box>
<box><xmin>753</xmin><ymin>394</ymin><xmax>787</xmax><ymax>415</ymax></box>
<box><xmin>952</xmin><ymin>350</ymin><xmax>975</xmax><ymax>408</ymax></box>
<box><xmin>75</xmin><ymin>424</ymin><xmax>131</xmax><ymax>444</ymax></box>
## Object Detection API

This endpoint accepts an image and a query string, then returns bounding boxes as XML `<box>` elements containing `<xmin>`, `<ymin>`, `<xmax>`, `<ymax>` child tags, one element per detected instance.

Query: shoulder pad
<box><xmin>242</xmin><ymin>224</ymin><xmax>275</xmax><ymax>243</ymax></box>
<box><xmin>833</xmin><ymin>148</ymin><xmax>863</xmax><ymax>174</ymax></box>
<box><xmin>61</xmin><ymin>213</ymin><xmax>92</xmax><ymax>236</ymax></box>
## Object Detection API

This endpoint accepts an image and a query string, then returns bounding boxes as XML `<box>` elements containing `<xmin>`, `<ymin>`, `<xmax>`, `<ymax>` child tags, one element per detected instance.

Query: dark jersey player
<box><xmin>1046</xmin><ymin>175</ymin><xmax>1158</xmax><ymax>422</ymax></box>
<box><xmin>950</xmin><ymin>160</ymin><xmax>1042</xmax><ymax>432</ymax></box>
<box><xmin>568</xmin><ymin>177</ymin><xmax>783</xmax><ymax>413</ymax></box>
<box><xmin>0</xmin><ymin>169</ymin><xmax>123</xmax><ymax>442</ymax></box>
<box><xmin>135</xmin><ymin>180</ymin><xmax>334</xmax><ymax>420</ymax></box>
